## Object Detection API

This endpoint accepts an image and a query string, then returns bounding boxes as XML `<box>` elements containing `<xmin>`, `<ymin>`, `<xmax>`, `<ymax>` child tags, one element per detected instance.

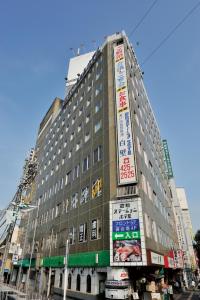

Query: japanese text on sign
<box><xmin>114</xmin><ymin>44</ymin><xmax>137</xmax><ymax>185</ymax></box>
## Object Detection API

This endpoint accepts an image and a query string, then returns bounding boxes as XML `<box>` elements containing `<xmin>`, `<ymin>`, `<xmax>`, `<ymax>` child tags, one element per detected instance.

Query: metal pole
<box><xmin>47</xmin><ymin>229</ymin><xmax>53</xmax><ymax>299</ymax></box>
<box><xmin>63</xmin><ymin>239</ymin><xmax>69</xmax><ymax>300</ymax></box>
<box><xmin>16</xmin><ymin>210</ymin><xmax>31</xmax><ymax>290</ymax></box>
<box><xmin>25</xmin><ymin>201</ymin><xmax>40</xmax><ymax>296</ymax></box>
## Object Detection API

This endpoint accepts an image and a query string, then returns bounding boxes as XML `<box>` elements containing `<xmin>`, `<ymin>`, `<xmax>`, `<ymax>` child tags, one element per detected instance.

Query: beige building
<box><xmin>15</xmin><ymin>32</ymin><xmax>179</xmax><ymax>299</ymax></box>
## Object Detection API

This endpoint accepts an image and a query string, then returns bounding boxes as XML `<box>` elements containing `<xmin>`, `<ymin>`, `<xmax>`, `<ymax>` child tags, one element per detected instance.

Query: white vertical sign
<box><xmin>114</xmin><ymin>44</ymin><xmax>137</xmax><ymax>185</ymax></box>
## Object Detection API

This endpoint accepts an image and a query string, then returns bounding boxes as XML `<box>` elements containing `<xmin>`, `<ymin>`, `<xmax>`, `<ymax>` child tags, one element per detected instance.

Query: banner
<box><xmin>114</xmin><ymin>44</ymin><xmax>137</xmax><ymax>185</ymax></box>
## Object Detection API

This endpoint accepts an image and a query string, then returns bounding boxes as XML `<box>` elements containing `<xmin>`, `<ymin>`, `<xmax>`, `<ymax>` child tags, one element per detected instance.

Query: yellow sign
<box><xmin>92</xmin><ymin>178</ymin><xmax>102</xmax><ymax>199</ymax></box>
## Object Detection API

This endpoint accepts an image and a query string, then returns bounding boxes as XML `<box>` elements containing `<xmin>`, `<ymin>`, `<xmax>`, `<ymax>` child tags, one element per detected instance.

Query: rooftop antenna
<box><xmin>77</xmin><ymin>43</ymin><xmax>84</xmax><ymax>56</ymax></box>
<box><xmin>69</xmin><ymin>47</ymin><xmax>76</xmax><ymax>56</ymax></box>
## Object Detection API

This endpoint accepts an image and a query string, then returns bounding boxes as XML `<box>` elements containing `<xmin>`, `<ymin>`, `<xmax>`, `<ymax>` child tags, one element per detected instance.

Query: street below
<box><xmin>174</xmin><ymin>291</ymin><xmax>200</xmax><ymax>300</ymax></box>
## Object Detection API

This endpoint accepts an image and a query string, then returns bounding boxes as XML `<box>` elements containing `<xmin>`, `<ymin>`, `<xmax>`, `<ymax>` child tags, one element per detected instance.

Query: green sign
<box><xmin>112</xmin><ymin>231</ymin><xmax>140</xmax><ymax>240</ymax></box>
<box><xmin>162</xmin><ymin>140</ymin><xmax>174</xmax><ymax>179</ymax></box>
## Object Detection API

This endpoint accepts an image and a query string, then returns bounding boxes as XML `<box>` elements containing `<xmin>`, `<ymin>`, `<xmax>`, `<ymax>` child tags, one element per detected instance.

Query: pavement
<box><xmin>174</xmin><ymin>291</ymin><xmax>200</xmax><ymax>300</ymax></box>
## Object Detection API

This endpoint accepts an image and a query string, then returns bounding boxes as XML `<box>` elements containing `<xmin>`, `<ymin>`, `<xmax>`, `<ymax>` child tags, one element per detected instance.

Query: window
<box><xmin>95</xmin><ymin>100</ymin><xmax>101</xmax><ymax>113</ymax></box>
<box><xmin>65</xmin><ymin>171</ymin><xmax>72</xmax><ymax>185</ymax></box>
<box><xmin>72</xmin><ymin>116</ymin><xmax>76</xmax><ymax>125</ymax></box>
<box><xmin>91</xmin><ymin>218</ymin><xmax>101</xmax><ymax>240</ymax></box>
<box><xmin>55</xmin><ymin>162</ymin><xmax>60</xmax><ymax>171</ymax></box>
<box><xmin>79</xmin><ymin>223</ymin><xmax>87</xmax><ymax>242</ymax></box>
<box><xmin>85</xmin><ymin>132</ymin><xmax>90</xmax><ymax>143</ymax></box>
<box><xmin>69</xmin><ymin>227</ymin><xmax>76</xmax><ymax>245</ymax></box>
<box><xmin>73</xmin><ymin>164</ymin><xmax>80</xmax><ymax>180</ymax></box>
<box><xmin>71</xmin><ymin>193</ymin><xmax>78</xmax><ymax>209</ymax></box>
<box><xmin>86</xmin><ymin>97</ymin><xmax>91</xmax><ymax>106</ymax></box>
<box><xmin>86</xmin><ymin>275</ymin><xmax>91</xmax><ymax>293</ymax></box>
<box><xmin>79</xmin><ymin>107</ymin><xmax>83</xmax><ymax>116</ymax></box>
<box><xmin>80</xmin><ymin>186</ymin><xmax>89</xmax><ymax>204</ymax></box>
<box><xmin>73</xmin><ymin>102</ymin><xmax>77</xmax><ymax>111</ymax></box>
<box><xmin>59</xmin><ymin>273</ymin><xmax>63</xmax><ymax>288</ymax></box>
<box><xmin>76</xmin><ymin>274</ymin><xmax>81</xmax><ymax>291</ymax></box>
<box><xmin>76</xmin><ymin>141</ymin><xmax>81</xmax><ymax>151</ymax></box>
<box><xmin>55</xmin><ymin>204</ymin><xmax>60</xmax><ymax>217</ymax></box>
<box><xmin>94</xmin><ymin>120</ymin><xmax>102</xmax><ymax>133</ymax></box>
<box><xmin>87</xmin><ymin>84</ymin><xmax>92</xmax><ymax>92</ymax></box>
<box><xmin>60</xmin><ymin>177</ymin><xmax>64</xmax><ymax>189</ymax></box>
<box><xmin>66</xmin><ymin>124</ymin><xmax>69</xmax><ymax>133</ymax></box>
<box><xmin>78</xmin><ymin>124</ymin><xmax>82</xmax><ymax>133</ymax></box>
<box><xmin>58</xmin><ymin>147</ymin><xmax>61</xmax><ymax>154</ymax></box>
<box><xmin>95</xmin><ymin>83</ymin><xmax>102</xmax><ymax>96</ymax></box>
<box><xmin>68</xmin><ymin>274</ymin><xmax>72</xmax><ymax>289</ymax></box>
<box><xmin>96</xmin><ymin>70</ymin><xmax>101</xmax><ymax>81</ymax></box>
<box><xmin>62</xmin><ymin>157</ymin><xmax>65</xmax><ymax>165</ymax></box>
<box><xmin>70</xmin><ymin>132</ymin><xmax>74</xmax><ymax>141</ymax></box>
<box><xmin>93</xmin><ymin>145</ymin><xmax>102</xmax><ymax>163</ymax></box>
<box><xmin>86</xmin><ymin>114</ymin><xmax>90</xmax><ymax>124</ymax></box>
<box><xmin>68</xmin><ymin>150</ymin><xmax>72</xmax><ymax>158</ymax></box>
<box><xmin>152</xmin><ymin>220</ymin><xmax>158</xmax><ymax>242</ymax></box>
<box><xmin>82</xmin><ymin>155</ymin><xmax>90</xmax><ymax>172</ymax></box>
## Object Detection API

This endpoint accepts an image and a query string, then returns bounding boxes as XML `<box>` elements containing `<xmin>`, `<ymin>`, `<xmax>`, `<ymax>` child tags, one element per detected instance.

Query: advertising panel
<box><xmin>150</xmin><ymin>251</ymin><xmax>164</xmax><ymax>266</ymax></box>
<box><xmin>110</xmin><ymin>199</ymin><xmax>146</xmax><ymax>266</ymax></box>
<box><xmin>114</xmin><ymin>44</ymin><xmax>137</xmax><ymax>185</ymax></box>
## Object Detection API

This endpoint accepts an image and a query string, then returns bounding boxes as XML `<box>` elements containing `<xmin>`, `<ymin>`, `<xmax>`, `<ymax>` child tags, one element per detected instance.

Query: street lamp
<box><xmin>63</xmin><ymin>233</ymin><xmax>72</xmax><ymax>300</ymax></box>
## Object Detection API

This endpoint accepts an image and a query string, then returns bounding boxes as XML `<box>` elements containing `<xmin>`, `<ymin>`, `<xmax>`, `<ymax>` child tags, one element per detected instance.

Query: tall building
<box><xmin>162</xmin><ymin>139</ymin><xmax>196</xmax><ymax>286</ymax></box>
<box><xmin>16</xmin><ymin>32</ymin><xmax>179</xmax><ymax>299</ymax></box>
<box><xmin>176</xmin><ymin>188</ymin><xmax>196</xmax><ymax>278</ymax></box>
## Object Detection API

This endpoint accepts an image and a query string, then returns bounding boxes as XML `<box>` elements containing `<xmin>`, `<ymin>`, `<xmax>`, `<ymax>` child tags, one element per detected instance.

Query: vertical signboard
<box><xmin>110</xmin><ymin>198</ymin><xmax>147</xmax><ymax>266</ymax></box>
<box><xmin>162</xmin><ymin>140</ymin><xmax>174</xmax><ymax>179</ymax></box>
<box><xmin>91</xmin><ymin>219</ymin><xmax>97</xmax><ymax>240</ymax></box>
<box><xmin>114</xmin><ymin>44</ymin><xmax>137</xmax><ymax>185</ymax></box>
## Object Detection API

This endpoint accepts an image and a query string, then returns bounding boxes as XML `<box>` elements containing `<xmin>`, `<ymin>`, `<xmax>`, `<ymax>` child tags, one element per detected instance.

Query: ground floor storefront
<box><xmin>8</xmin><ymin>249</ymin><xmax>193</xmax><ymax>300</ymax></box>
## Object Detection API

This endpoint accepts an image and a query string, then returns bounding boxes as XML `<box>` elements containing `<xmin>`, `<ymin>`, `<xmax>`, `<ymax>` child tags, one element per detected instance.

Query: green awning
<box><xmin>41</xmin><ymin>250</ymin><xmax>110</xmax><ymax>268</ymax></box>
<box><xmin>16</xmin><ymin>258</ymin><xmax>35</xmax><ymax>268</ymax></box>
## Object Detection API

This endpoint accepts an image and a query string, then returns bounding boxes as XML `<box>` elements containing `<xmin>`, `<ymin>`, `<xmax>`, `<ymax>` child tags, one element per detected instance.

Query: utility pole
<box><xmin>63</xmin><ymin>239</ymin><xmax>69</xmax><ymax>300</ymax></box>
<box><xmin>47</xmin><ymin>228</ymin><xmax>54</xmax><ymax>299</ymax></box>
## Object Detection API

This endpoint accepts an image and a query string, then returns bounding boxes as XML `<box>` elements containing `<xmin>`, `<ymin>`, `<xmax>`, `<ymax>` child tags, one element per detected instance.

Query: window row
<box><xmin>37</xmin><ymin>178</ymin><xmax>103</xmax><ymax>219</ymax></box>
<box><xmin>43</xmin><ymin>118</ymin><xmax>102</xmax><ymax>159</ymax></box>
<box><xmin>144</xmin><ymin>213</ymin><xmax>174</xmax><ymax>249</ymax></box>
<box><xmin>45</xmin><ymin>99</ymin><xmax>102</xmax><ymax>143</ymax></box>
<box><xmin>39</xmin><ymin>145</ymin><xmax>102</xmax><ymax>186</ymax></box>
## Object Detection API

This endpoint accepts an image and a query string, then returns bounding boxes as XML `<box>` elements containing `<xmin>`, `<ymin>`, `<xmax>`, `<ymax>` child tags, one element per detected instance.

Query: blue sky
<box><xmin>0</xmin><ymin>0</ymin><xmax>199</xmax><ymax>231</ymax></box>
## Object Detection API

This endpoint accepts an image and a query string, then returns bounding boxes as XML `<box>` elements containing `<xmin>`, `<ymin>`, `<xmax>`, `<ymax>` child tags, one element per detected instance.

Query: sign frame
<box><xmin>110</xmin><ymin>198</ymin><xmax>147</xmax><ymax>266</ymax></box>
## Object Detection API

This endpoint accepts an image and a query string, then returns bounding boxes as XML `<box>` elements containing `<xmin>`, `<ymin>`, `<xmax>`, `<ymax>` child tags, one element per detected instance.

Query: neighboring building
<box><xmin>176</xmin><ymin>188</ymin><xmax>196</xmax><ymax>278</ymax></box>
<box><xmin>18</xmin><ymin>32</ymin><xmax>179</xmax><ymax>299</ymax></box>
<box><xmin>0</xmin><ymin>149</ymin><xmax>37</xmax><ymax>287</ymax></box>
<box><xmin>162</xmin><ymin>139</ymin><xmax>196</xmax><ymax>286</ymax></box>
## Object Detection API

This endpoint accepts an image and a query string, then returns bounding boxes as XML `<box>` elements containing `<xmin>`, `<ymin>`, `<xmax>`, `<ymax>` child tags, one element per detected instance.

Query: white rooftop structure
<box><xmin>66</xmin><ymin>51</ymin><xmax>95</xmax><ymax>92</ymax></box>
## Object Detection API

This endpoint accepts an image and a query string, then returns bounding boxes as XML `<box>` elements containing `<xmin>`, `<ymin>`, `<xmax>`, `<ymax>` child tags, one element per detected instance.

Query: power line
<box><xmin>141</xmin><ymin>0</ymin><xmax>200</xmax><ymax>66</ymax></box>
<box><xmin>129</xmin><ymin>0</ymin><xmax>159</xmax><ymax>37</ymax></box>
